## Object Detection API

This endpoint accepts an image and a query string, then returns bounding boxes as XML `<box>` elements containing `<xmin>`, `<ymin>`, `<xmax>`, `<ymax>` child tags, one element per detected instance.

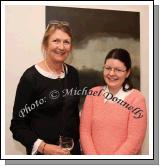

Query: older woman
<box><xmin>10</xmin><ymin>20</ymin><xmax>81</xmax><ymax>155</ymax></box>
<box><xmin>80</xmin><ymin>48</ymin><xmax>147</xmax><ymax>155</ymax></box>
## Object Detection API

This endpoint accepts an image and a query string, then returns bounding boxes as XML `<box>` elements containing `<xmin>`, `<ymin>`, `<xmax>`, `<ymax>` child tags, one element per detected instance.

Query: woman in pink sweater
<box><xmin>80</xmin><ymin>48</ymin><xmax>147</xmax><ymax>155</ymax></box>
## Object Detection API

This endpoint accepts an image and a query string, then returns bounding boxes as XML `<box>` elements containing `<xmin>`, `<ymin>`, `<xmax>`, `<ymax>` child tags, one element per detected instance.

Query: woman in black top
<box><xmin>10</xmin><ymin>20</ymin><xmax>81</xmax><ymax>155</ymax></box>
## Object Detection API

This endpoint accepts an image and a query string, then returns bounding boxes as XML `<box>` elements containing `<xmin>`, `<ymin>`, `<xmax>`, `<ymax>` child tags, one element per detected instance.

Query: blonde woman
<box><xmin>10</xmin><ymin>20</ymin><xmax>81</xmax><ymax>155</ymax></box>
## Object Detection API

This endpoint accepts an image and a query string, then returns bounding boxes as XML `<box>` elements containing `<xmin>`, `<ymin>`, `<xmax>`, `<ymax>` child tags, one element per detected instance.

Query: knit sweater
<box><xmin>10</xmin><ymin>64</ymin><xmax>80</xmax><ymax>154</ymax></box>
<box><xmin>80</xmin><ymin>86</ymin><xmax>147</xmax><ymax>155</ymax></box>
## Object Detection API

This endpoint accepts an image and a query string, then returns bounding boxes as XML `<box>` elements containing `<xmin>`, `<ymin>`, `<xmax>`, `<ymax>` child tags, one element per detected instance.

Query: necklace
<box><xmin>44</xmin><ymin>59</ymin><xmax>64</xmax><ymax>77</ymax></box>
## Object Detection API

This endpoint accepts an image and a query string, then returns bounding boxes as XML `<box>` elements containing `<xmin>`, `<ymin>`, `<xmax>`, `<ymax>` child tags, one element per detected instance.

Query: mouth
<box><xmin>106</xmin><ymin>76</ymin><xmax>119</xmax><ymax>81</ymax></box>
<box><xmin>54</xmin><ymin>52</ymin><xmax>66</xmax><ymax>56</ymax></box>
<box><xmin>53</xmin><ymin>50</ymin><xmax>66</xmax><ymax>56</ymax></box>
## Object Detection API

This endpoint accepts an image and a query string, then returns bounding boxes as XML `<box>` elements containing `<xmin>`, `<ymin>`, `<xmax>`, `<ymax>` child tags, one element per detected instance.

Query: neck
<box><xmin>107</xmin><ymin>86</ymin><xmax>122</xmax><ymax>96</ymax></box>
<box><xmin>45</xmin><ymin>57</ymin><xmax>63</xmax><ymax>74</ymax></box>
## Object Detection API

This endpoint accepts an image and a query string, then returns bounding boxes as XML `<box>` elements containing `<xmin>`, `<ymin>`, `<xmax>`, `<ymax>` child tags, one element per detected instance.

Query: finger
<box><xmin>60</xmin><ymin>149</ymin><xmax>69</xmax><ymax>155</ymax></box>
<box><xmin>64</xmin><ymin>150</ymin><xmax>70</xmax><ymax>155</ymax></box>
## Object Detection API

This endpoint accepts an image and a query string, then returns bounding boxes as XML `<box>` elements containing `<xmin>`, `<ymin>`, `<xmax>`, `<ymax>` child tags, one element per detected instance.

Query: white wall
<box><xmin>5</xmin><ymin>5</ymin><xmax>149</xmax><ymax>155</ymax></box>
<box><xmin>5</xmin><ymin>5</ymin><xmax>45</xmax><ymax>155</ymax></box>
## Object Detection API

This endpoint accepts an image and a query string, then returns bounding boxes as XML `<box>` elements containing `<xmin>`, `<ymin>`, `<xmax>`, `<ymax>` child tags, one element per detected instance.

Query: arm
<box><xmin>10</xmin><ymin>74</ymin><xmax>38</xmax><ymax>154</ymax></box>
<box><xmin>32</xmin><ymin>139</ymin><xmax>43</xmax><ymax>155</ymax></box>
<box><xmin>80</xmin><ymin>94</ymin><xmax>97</xmax><ymax>154</ymax></box>
<box><xmin>114</xmin><ymin>95</ymin><xmax>147</xmax><ymax>154</ymax></box>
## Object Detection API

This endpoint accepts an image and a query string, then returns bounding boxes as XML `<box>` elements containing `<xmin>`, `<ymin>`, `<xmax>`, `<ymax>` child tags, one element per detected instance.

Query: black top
<box><xmin>10</xmin><ymin>64</ymin><xmax>80</xmax><ymax>155</ymax></box>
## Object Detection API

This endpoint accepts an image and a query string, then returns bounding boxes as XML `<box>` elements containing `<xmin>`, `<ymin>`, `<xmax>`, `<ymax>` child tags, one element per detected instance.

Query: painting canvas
<box><xmin>46</xmin><ymin>6</ymin><xmax>140</xmax><ymax>108</ymax></box>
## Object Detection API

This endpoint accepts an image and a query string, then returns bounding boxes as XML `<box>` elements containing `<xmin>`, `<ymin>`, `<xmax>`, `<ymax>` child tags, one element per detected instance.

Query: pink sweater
<box><xmin>80</xmin><ymin>86</ymin><xmax>147</xmax><ymax>155</ymax></box>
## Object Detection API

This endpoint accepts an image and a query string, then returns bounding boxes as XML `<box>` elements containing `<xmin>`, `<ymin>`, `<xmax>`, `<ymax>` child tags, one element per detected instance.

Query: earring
<box><xmin>125</xmin><ymin>84</ymin><xmax>129</xmax><ymax>89</ymax></box>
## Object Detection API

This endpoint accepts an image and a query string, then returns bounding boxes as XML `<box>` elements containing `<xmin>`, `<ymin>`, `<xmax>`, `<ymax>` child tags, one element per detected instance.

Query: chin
<box><xmin>106</xmin><ymin>82</ymin><xmax>119</xmax><ymax>89</ymax></box>
<box><xmin>105</xmin><ymin>80</ymin><xmax>117</xmax><ymax>86</ymax></box>
<box><xmin>56</xmin><ymin>56</ymin><xmax>68</xmax><ymax>61</ymax></box>
<box><xmin>57</xmin><ymin>58</ymin><xmax>66</xmax><ymax>62</ymax></box>
<box><xmin>53</xmin><ymin>58</ymin><xmax>67</xmax><ymax>63</ymax></box>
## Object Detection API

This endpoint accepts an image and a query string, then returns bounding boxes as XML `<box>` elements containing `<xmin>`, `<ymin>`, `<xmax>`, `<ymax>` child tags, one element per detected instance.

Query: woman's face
<box><xmin>103</xmin><ymin>58</ymin><xmax>130</xmax><ymax>92</ymax></box>
<box><xmin>45</xmin><ymin>29</ymin><xmax>72</xmax><ymax>63</ymax></box>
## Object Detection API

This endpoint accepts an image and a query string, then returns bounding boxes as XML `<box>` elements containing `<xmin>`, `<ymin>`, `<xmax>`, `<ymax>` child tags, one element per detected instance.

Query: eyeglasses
<box><xmin>46</xmin><ymin>20</ymin><xmax>70</xmax><ymax>31</ymax></box>
<box><xmin>103</xmin><ymin>66</ymin><xmax>127</xmax><ymax>74</ymax></box>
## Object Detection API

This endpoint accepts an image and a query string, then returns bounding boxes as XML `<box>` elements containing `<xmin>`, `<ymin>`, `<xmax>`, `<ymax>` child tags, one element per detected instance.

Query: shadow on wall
<box><xmin>79</xmin><ymin>66</ymin><xmax>140</xmax><ymax>110</ymax></box>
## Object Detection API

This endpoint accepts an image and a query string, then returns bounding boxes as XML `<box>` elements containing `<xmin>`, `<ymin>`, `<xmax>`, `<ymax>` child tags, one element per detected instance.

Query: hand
<box><xmin>38</xmin><ymin>142</ymin><xmax>70</xmax><ymax>155</ymax></box>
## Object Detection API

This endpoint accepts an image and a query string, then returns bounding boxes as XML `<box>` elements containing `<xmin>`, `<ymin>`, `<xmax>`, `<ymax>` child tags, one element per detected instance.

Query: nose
<box><xmin>108</xmin><ymin>69</ymin><xmax>115</xmax><ymax>75</ymax></box>
<box><xmin>58</xmin><ymin>42</ymin><xmax>65</xmax><ymax>50</ymax></box>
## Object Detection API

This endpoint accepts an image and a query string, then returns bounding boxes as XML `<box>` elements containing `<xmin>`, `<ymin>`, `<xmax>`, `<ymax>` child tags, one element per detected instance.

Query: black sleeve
<box><xmin>10</xmin><ymin>74</ymin><xmax>38</xmax><ymax>154</ymax></box>
<box><xmin>71</xmin><ymin>66</ymin><xmax>79</xmax><ymax>88</ymax></box>
<box><xmin>74</xmin><ymin>68</ymin><xmax>79</xmax><ymax>88</ymax></box>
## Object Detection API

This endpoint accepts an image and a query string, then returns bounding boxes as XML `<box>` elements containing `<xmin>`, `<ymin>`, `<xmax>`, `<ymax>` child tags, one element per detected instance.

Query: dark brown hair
<box><xmin>104</xmin><ymin>48</ymin><xmax>133</xmax><ymax>91</ymax></box>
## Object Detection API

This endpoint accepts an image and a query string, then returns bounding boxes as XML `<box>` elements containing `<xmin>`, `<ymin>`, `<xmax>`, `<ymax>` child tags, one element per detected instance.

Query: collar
<box><xmin>103</xmin><ymin>86</ymin><xmax>133</xmax><ymax>103</ymax></box>
<box><xmin>35</xmin><ymin>64</ymin><xmax>68</xmax><ymax>79</ymax></box>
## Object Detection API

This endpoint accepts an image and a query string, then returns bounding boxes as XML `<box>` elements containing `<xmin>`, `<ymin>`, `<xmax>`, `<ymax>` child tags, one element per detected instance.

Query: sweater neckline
<box><xmin>34</xmin><ymin>64</ymin><xmax>68</xmax><ymax>80</ymax></box>
<box><xmin>102</xmin><ymin>86</ymin><xmax>134</xmax><ymax>104</ymax></box>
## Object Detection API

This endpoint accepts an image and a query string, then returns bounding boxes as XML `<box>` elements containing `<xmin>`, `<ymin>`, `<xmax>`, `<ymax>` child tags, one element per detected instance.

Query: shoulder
<box><xmin>21</xmin><ymin>65</ymin><xmax>37</xmax><ymax>81</ymax></box>
<box><xmin>89</xmin><ymin>86</ymin><xmax>104</xmax><ymax>92</ymax></box>
<box><xmin>129</xmin><ymin>89</ymin><xmax>146</xmax><ymax>101</ymax></box>
<box><xmin>84</xmin><ymin>86</ymin><xmax>103</xmax><ymax>102</ymax></box>
<box><xmin>66</xmin><ymin>64</ymin><xmax>78</xmax><ymax>75</ymax></box>
<box><xmin>66</xmin><ymin>64</ymin><xmax>78</xmax><ymax>72</ymax></box>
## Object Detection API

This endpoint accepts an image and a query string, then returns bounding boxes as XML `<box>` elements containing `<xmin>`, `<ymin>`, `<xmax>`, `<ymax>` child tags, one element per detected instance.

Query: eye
<box><xmin>52</xmin><ymin>39</ymin><xmax>60</xmax><ymax>43</ymax></box>
<box><xmin>115</xmin><ymin>68</ymin><xmax>122</xmax><ymax>72</ymax></box>
<box><xmin>104</xmin><ymin>67</ymin><xmax>111</xmax><ymax>70</ymax></box>
<box><xmin>63</xmin><ymin>40</ymin><xmax>71</xmax><ymax>45</ymax></box>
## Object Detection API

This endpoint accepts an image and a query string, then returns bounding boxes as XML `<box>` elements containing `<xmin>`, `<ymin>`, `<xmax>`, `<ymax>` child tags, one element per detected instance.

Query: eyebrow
<box><xmin>105</xmin><ymin>65</ymin><xmax>125</xmax><ymax>69</ymax></box>
<box><xmin>51</xmin><ymin>37</ymin><xmax>71</xmax><ymax>41</ymax></box>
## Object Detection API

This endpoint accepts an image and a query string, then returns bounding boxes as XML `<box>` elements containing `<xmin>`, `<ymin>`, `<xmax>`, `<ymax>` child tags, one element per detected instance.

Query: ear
<box><xmin>126</xmin><ymin>69</ymin><xmax>131</xmax><ymax>78</ymax></box>
<box><xmin>43</xmin><ymin>43</ymin><xmax>49</xmax><ymax>53</ymax></box>
<box><xmin>70</xmin><ymin>45</ymin><xmax>73</xmax><ymax>52</ymax></box>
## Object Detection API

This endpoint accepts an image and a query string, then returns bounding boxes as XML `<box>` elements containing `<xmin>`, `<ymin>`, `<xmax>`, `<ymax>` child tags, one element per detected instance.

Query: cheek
<box><xmin>103</xmin><ymin>71</ymin><xmax>107</xmax><ymax>78</ymax></box>
<box><xmin>45</xmin><ymin>43</ymin><xmax>53</xmax><ymax>51</ymax></box>
<box><xmin>119</xmin><ymin>75</ymin><xmax>127</xmax><ymax>83</ymax></box>
<box><xmin>66</xmin><ymin>45</ymin><xmax>72</xmax><ymax>51</ymax></box>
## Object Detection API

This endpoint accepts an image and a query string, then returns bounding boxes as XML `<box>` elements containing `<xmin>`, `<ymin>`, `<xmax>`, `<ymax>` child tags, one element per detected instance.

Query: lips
<box><xmin>53</xmin><ymin>50</ymin><xmax>66</xmax><ymax>55</ymax></box>
<box><xmin>55</xmin><ymin>52</ymin><xmax>65</xmax><ymax>55</ymax></box>
<box><xmin>107</xmin><ymin>76</ymin><xmax>118</xmax><ymax>81</ymax></box>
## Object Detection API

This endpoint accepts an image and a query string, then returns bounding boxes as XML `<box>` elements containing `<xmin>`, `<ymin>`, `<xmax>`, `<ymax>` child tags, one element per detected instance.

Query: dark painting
<box><xmin>46</xmin><ymin>6</ymin><xmax>140</xmax><ymax>107</ymax></box>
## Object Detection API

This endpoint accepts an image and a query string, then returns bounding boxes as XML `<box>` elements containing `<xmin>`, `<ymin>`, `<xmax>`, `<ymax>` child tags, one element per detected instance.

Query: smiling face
<box><xmin>103</xmin><ymin>58</ymin><xmax>130</xmax><ymax>94</ymax></box>
<box><xmin>45</xmin><ymin>29</ymin><xmax>72</xmax><ymax>63</ymax></box>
